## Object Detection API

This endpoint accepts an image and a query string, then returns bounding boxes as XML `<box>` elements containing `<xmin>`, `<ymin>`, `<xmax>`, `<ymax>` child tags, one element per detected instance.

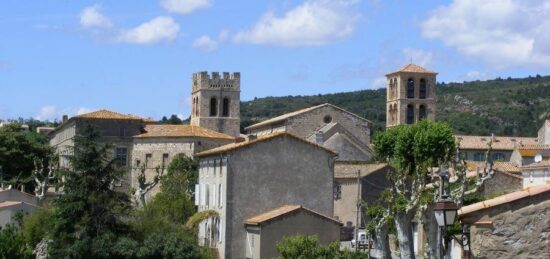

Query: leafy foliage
<box><xmin>241</xmin><ymin>75</ymin><xmax>550</xmax><ymax>136</ymax></box>
<box><xmin>276</xmin><ymin>235</ymin><xmax>366</xmax><ymax>259</ymax></box>
<box><xmin>0</xmin><ymin>224</ymin><xmax>33</xmax><ymax>258</ymax></box>
<box><xmin>48</xmin><ymin>124</ymin><xmax>133</xmax><ymax>258</ymax></box>
<box><xmin>0</xmin><ymin>124</ymin><xmax>52</xmax><ymax>190</ymax></box>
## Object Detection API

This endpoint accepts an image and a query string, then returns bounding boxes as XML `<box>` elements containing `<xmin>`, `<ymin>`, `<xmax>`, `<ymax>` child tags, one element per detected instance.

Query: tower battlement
<box><xmin>192</xmin><ymin>71</ymin><xmax>240</xmax><ymax>92</ymax></box>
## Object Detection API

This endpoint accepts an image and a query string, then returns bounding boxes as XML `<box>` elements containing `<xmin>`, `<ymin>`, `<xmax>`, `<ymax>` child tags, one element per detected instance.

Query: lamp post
<box><xmin>433</xmin><ymin>165</ymin><xmax>458</xmax><ymax>259</ymax></box>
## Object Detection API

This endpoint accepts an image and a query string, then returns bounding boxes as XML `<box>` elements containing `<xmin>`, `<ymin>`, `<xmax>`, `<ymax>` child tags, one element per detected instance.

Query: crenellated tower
<box><xmin>191</xmin><ymin>71</ymin><xmax>241</xmax><ymax>137</ymax></box>
<box><xmin>385</xmin><ymin>64</ymin><xmax>437</xmax><ymax>127</ymax></box>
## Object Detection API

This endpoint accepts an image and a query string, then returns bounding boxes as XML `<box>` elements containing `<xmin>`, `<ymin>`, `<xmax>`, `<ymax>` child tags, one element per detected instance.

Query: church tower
<box><xmin>191</xmin><ymin>71</ymin><xmax>241</xmax><ymax>137</ymax></box>
<box><xmin>385</xmin><ymin>64</ymin><xmax>437</xmax><ymax>127</ymax></box>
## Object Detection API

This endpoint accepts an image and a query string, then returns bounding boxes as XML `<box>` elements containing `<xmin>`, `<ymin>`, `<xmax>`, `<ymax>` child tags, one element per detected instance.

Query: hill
<box><xmin>241</xmin><ymin>75</ymin><xmax>550</xmax><ymax>137</ymax></box>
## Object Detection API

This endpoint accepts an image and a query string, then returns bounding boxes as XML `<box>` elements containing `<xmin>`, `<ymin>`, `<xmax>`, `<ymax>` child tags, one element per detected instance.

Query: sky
<box><xmin>1</xmin><ymin>0</ymin><xmax>549</xmax><ymax>121</ymax></box>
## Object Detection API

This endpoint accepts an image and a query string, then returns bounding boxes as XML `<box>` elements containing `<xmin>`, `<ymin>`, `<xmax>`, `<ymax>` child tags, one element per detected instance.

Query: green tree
<box><xmin>0</xmin><ymin>224</ymin><xmax>33</xmax><ymax>258</ymax></box>
<box><xmin>0</xmin><ymin>124</ymin><xmax>52</xmax><ymax>191</ymax></box>
<box><xmin>48</xmin><ymin>124</ymin><xmax>134</xmax><ymax>258</ymax></box>
<box><xmin>372</xmin><ymin>120</ymin><xmax>456</xmax><ymax>259</ymax></box>
<box><xmin>276</xmin><ymin>235</ymin><xmax>366</xmax><ymax>259</ymax></box>
<box><xmin>166</xmin><ymin>154</ymin><xmax>198</xmax><ymax>198</ymax></box>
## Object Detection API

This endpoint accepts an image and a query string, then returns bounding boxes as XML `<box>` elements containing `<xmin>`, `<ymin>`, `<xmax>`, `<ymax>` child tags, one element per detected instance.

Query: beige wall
<box><xmin>386</xmin><ymin>72</ymin><xmax>436</xmax><ymax>127</ymax></box>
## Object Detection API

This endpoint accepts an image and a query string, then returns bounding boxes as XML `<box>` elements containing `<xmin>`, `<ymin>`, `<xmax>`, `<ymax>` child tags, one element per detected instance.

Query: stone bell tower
<box><xmin>385</xmin><ymin>64</ymin><xmax>437</xmax><ymax>127</ymax></box>
<box><xmin>191</xmin><ymin>71</ymin><xmax>241</xmax><ymax>137</ymax></box>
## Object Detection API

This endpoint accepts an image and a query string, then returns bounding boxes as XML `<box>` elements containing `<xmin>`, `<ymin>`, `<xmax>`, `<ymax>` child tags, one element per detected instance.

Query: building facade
<box><xmin>244</xmin><ymin>205</ymin><xmax>341</xmax><ymax>259</ymax></box>
<box><xmin>385</xmin><ymin>64</ymin><xmax>437</xmax><ymax>127</ymax></box>
<box><xmin>245</xmin><ymin>103</ymin><xmax>373</xmax><ymax>161</ymax></box>
<box><xmin>195</xmin><ymin>132</ymin><xmax>337</xmax><ymax>259</ymax></box>
<box><xmin>191</xmin><ymin>72</ymin><xmax>241</xmax><ymax>137</ymax></box>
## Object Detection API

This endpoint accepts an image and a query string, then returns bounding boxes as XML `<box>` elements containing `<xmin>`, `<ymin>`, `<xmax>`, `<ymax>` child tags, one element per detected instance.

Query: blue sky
<box><xmin>1</xmin><ymin>0</ymin><xmax>549</xmax><ymax>121</ymax></box>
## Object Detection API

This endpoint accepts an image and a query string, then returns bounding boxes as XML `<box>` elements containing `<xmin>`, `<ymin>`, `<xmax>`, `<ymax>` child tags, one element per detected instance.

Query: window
<box><xmin>210</xmin><ymin>97</ymin><xmax>217</xmax><ymax>116</ymax></box>
<box><xmin>135</xmin><ymin>159</ymin><xmax>141</xmax><ymax>167</ymax></box>
<box><xmin>222</xmin><ymin>98</ymin><xmax>230</xmax><ymax>117</ymax></box>
<box><xmin>218</xmin><ymin>184</ymin><xmax>222</xmax><ymax>208</ymax></box>
<box><xmin>323</xmin><ymin>115</ymin><xmax>332</xmax><ymax>123</ymax></box>
<box><xmin>419</xmin><ymin>79</ymin><xmax>427</xmax><ymax>99</ymax></box>
<box><xmin>406</xmin><ymin>104</ymin><xmax>415</xmax><ymax>124</ymax></box>
<box><xmin>473</xmin><ymin>152</ymin><xmax>484</xmax><ymax>161</ymax></box>
<box><xmin>145</xmin><ymin>153</ymin><xmax>152</xmax><ymax>166</ymax></box>
<box><xmin>333</xmin><ymin>184</ymin><xmax>342</xmax><ymax>200</ymax></box>
<box><xmin>407</xmin><ymin>78</ymin><xmax>415</xmax><ymax>98</ymax></box>
<box><xmin>492</xmin><ymin>153</ymin><xmax>505</xmax><ymax>161</ymax></box>
<box><xmin>115</xmin><ymin>148</ymin><xmax>128</xmax><ymax>166</ymax></box>
<box><xmin>119</xmin><ymin>127</ymin><xmax>126</xmax><ymax>137</ymax></box>
<box><xmin>162</xmin><ymin>153</ymin><xmax>169</xmax><ymax>167</ymax></box>
<box><xmin>419</xmin><ymin>105</ymin><xmax>427</xmax><ymax>120</ymax></box>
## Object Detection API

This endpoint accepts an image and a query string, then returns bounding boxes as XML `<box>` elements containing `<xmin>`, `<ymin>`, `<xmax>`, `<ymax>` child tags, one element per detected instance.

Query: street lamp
<box><xmin>434</xmin><ymin>165</ymin><xmax>458</xmax><ymax>259</ymax></box>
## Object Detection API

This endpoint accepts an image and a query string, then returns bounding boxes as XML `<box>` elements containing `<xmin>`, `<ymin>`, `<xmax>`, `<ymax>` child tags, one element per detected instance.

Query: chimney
<box><xmin>315</xmin><ymin>131</ymin><xmax>324</xmax><ymax>145</ymax></box>
<box><xmin>235</xmin><ymin>137</ymin><xmax>246</xmax><ymax>143</ymax></box>
<box><xmin>62</xmin><ymin>115</ymin><xmax>68</xmax><ymax>123</ymax></box>
<box><xmin>248</xmin><ymin>135</ymin><xmax>257</xmax><ymax>141</ymax></box>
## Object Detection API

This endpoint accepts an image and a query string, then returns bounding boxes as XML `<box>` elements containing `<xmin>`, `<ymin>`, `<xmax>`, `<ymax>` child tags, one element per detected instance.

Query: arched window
<box><xmin>210</xmin><ymin>97</ymin><xmax>217</xmax><ymax>116</ymax></box>
<box><xmin>407</xmin><ymin>78</ymin><xmax>415</xmax><ymax>98</ymax></box>
<box><xmin>222</xmin><ymin>98</ymin><xmax>230</xmax><ymax>117</ymax></box>
<box><xmin>419</xmin><ymin>104</ymin><xmax>427</xmax><ymax>120</ymax></box>
<box><xmin>393</xmin><ymin>78</ymin><xmax>398</xmax><ymax>99</ymax></box>
<box><xmin>392</xmin><ymin>104</ymin><xmax>397</xmax><ymax>123</ymax></box>
<box><xmin>406</xmin><ymin>104</ymin><xmax>415</xmax><ymax>124</ymax></box>
<box><xmin>419</xmin><ymin>79</ymin><xmax>427</xmax><ymax>99</ymax></box>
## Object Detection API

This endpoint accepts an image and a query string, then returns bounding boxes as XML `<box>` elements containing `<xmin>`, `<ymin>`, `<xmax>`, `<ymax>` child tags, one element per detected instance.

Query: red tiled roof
<box><xmin>245</xmin><ymin>205</ymin><xmax>341</xmax><ymax>226</ymax></box>
<box><xmin>458</xmin><ymin>184</ymin><xmax>550</xmax><ymax>216</ymax></box>
<box><xmin>455</xmin><ymin>135</ymin><xmax>538</xmax><ymax>151</ymax></box>
<box><xmin>386</xmin><ymin>64</ymin><xmax>437</xmax><ymax>76</ymax></box>
<box><xmin>134</xmin><ymin>125</ymin><xmax>234</xmax><ymax>140</ymax></box>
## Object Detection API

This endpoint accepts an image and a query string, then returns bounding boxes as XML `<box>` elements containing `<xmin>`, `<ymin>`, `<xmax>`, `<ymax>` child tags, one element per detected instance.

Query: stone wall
<box><xmin>482</xmin><ymin>171</ymin><xmax>523</xmax><ymax>197</ymax></box>
<box><xmin>386</xmin><ymin>72</ymin><xmax>436</xmax><ymax>127</ymax></box>
<box><xmin>218</xmin><ymin>135</ymin><xmax>336</xmax><ymax>259</ymax></box>
<box><xmin>461</xmin><ymin>191</ymin><xmax>550</xmax><ymax>259</ymax></box>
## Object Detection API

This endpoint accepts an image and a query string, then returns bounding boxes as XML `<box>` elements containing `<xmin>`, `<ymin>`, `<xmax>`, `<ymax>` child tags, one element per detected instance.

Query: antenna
<box><xmin>410</xmin><ymin>57</ymin><xmax>413</xmax><ymax>64</ymax></box>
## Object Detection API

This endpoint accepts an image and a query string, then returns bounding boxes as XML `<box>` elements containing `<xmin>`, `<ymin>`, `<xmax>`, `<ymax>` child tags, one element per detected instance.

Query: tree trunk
<box><xmin>421</xmin><ymin>205</ymin><xmax>438</xmax><ymax>258</ymax></box>
<box><xmin>395</xmin><ymin>212</ymin><xmax>415</xmax><ymax>259</ymax></box>
<box><xmin>374</xmin><ymin>222</ymin><xmax>392</xmax><ymax>259</ymax></box>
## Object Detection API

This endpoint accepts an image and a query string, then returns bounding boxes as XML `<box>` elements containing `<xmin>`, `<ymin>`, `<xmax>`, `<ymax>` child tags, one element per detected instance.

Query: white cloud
<box><xmin>160</xmin><ymin>0</ymin><xmax>212</xmax><ymax>15</ymax></box>
<box><xmin>402</xmin><ymin>48</ymin><xmax>433</xmax><ymax>68</ymax></box>
<box><xmin>35</xmin><ymin>105</ymin><xmax>58</xmax><ymax>121</ymax></box>
<box><xmin>421</xmin><ymin>0</ymin><xmax>550</xmax><ymax>68</ymax></box>
<box><xmin>192</xmin><ymin>35</ymin><xmax>218</xmax><ymax>52</ymax></box>
<box><xmin>372</xmin><ymin>77</ymin><xmax>386</xmax><ymax>89</ymax></box>
<box><xmin>117</xmin><ymin>16</ymin><xmax>180</xmax><ymax>44</ymax></box>
<box><xmin>34</xmin><ymin>106</ymin><xmax>93</xmax><ymax>121</ymax></box>
<box><xmin>233</xmin><ymin>0</ymin><xmax>360</xmax><ymax>47</ymax></box>
<box><xmin>218</xmin><ymin>29</ymin><xmax>229</xmax><ymax>42</ymax></box>
<box><xmin>80</xmin><ymin>4</ymin><xmax>112</xmax><ymax>28</ymax></box>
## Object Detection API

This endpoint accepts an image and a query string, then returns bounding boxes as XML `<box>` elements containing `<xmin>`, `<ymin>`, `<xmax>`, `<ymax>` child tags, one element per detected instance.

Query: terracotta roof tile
<box><xmin>134</xmin><ymin>125</ymin><xmax>234</xmax><ymax>140</ymax></box>
<box><xmin>245</xmin><ymin>205</ymin><xmax>341</xmax><ymax>226</ymax></box>
<box><xmin>196</xmin><ymin>131</ymin><xmax>337</xmax><ymax>157</ymax></box>
<box><xmin>520</xmin><ymin>160</ymin><xmax>550</xmax><ymax>169</ymax></box>
<box><xmin>74</xmin><ymin>109</ymin><xmax>147</xmax><ymax>121</ymax></box>
<box><xmin>245</xmin><ymin>103</ymin><xmax>371</xmax><ymax>131</ymax></box>
<box><xmin>386</xmin><ymin>64</ymin><xmax>437</xmax><ymax>76</ymax></box>
<box><xmin>334</xmin><ymin>162</ymin><xmax>389</xmax><ymax>179</ymax></box>
<box><xmin>464</xmin><ymin>161</ymin><xmax>521</xmax><ymax>174</ymax></box>
<box><xmin>455</xmin><ymin>135</ymin><xmax>538</xmax><ymax>151</ymax></box>
<box><xmin>0</xmin><ymin>201</ymin><xmax>22</xmax><ymax>208</ymax></box>
<box><xmin>517</xmin><ymin>144</ymin><xmax>550</xmax><ymax>157</ymax></box>
<box><xmin>458</xmin><ymin>184</ymin><xmax>550</xmax><ymax>216</ymax></box>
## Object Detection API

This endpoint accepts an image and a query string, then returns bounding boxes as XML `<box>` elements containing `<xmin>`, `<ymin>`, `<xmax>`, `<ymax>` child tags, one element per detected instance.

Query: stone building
<box><xmin>131</xmin><ymin>124</ymin><xmax>234</xmax><ymax>197</ymax></box>
<box><xmin>191</xmin><ymin>72</ymin><xmax>241</xmax><ymax>137</ymax></box>
<box><xmin>195</xmin><ymin>132</ymin><xmax>337</xmax><ymax>259</ymax></box>
<box><xmin>333</xmin><ymin>162</ymin><xmax>390</xmax><ymax>231</ymax></box>
<box><xmin>245</xmin><ymin>103</ymin><xmax>373</xmax><ymax>161</ymax></box>
<box><xmin>49</xmin><ymin>109</ymin><xmax>154</xmax><ymax>190</ymax></box>
<box><xmin>457</xmin><ymin>135</ymin><xmax>538</xmax><ymax>162</ymax></box>
<box><xmin>458</xmin><ymin>184</ymin><xmax>550</xmax><ymax>259</ymax></box>
<box><xmin>244</xmin><ymin>205</ymin><xmax>341</xmax><ymax>259</ymax></box>
<box><xmin>385</xmin><ymin>64</ymin><xmax>437</xmax><ymax>127</ymax></box>
<box><xmin>0</xmin><ymin>188</ymin><xmax>38</xmax><ymax>227</ymax></box>
<box><xmin>520</xmin><ymin>161</ymin><xmax>550</xmax><ymax>188</ymax></box>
